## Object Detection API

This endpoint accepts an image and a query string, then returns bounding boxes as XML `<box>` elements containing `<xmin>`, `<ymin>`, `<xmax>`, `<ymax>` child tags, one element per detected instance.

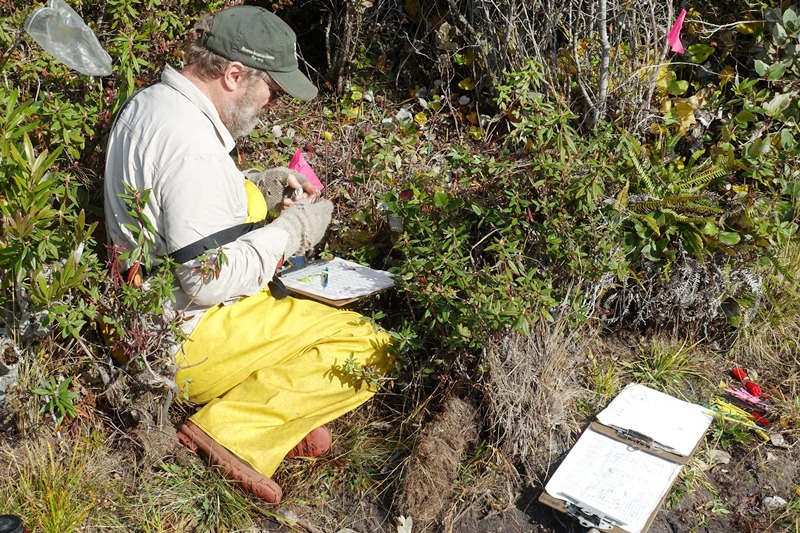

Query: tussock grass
<box><xmin>621</xmin><ymin>338</ymin><xmax>708</xmax><ymax>398</ymax></box>
<box><xmin>0</xmin><ymin>436</ymin><xmax>123</xmax><ymax>532</ymax></box>
<box><xmin>0</xmin><ymin>422</ymin><xmax>260</xmax><ymax>532</ymax></box>
<box><xmin>732</xmin><ymin>241</ymin><xmax>800</xmax><ymax>377</ymax></box>
<box><xmin>730</xmin><ymin>241</ymin><xmax>800</xmax><ymax>431</ymax></box>
<box><xmin>482</xmin><ymin>318</ymin><xmax>587</xmax><ymax>485</ymax></box>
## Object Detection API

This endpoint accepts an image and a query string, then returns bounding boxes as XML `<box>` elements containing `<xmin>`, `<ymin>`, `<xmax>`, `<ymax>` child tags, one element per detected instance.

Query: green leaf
<box><xmin>718</xmin><ymin>231</ymin><xmax>741</xmax><ymax>245</ymax></box>
<box><xmin>763</xmin><ymin>92</ymin><xmax>792</xmax><ymax>117</ymax></box>
<box><xmin>458</xmin><ymin>78</ymin><xmax>475</xmax><ymax>90</ymax></box>
<box><xmin>700</xmin><ymin>222</ymin><xmax>718</xmax><ymax>235</ymax></box>
<box><xmin>754</xmin><ymin>59</ymin><xmax>768</xmax><ymax>77</ymax></box>
<box><xmin>433</xmin><ymin>191</ymin><xmax>449</xmax><ymax>208</ymax></box>
<box><xmin>784</xmin><ymin>7</ymin><xmax>799</xmax><ymax>33</ymax></box>
<box><xmin>641</xmin><ymin>243</ymin><xmax>661</xmax><ymax>262</ymax></box>
<box><xmin>639</xmin><ymin>214</ymin><xmax>661</xmax><ymax>236</ymax></box>
<box><xmin>615</xmin><ymin>181</ymin><xmax>630</xmax><ymax>209</ymax></box>
<box><xmin>781</xmin><ymin>129</ymin><xmax>795</xmax><ymax>150</ymax></box>
<box><xmin>735</xmin><ymin>110</ymin><xmax>757</xmax><ymax>123</ymax></box>
<box><xmin>767</xmin><ymin>62</ymin><xmax>786</xmax><ymax>80</ymax></box>
<box><xmin>773</xmin><ymin>22</ymin><xmax>788</xmax><ymax>45</ymax></box>
<box><xmin>744</xmin><ymin>136</ymin><xmax>772</xmax><ymax>157</ymax></box>
<box><xmin>683</xmin><ymin>229</ymin><xmax>705</xmax><ymax>254</ymax></box>
<box><xmin>668</xmin><ymin>79</ymin><xmax>689</xmax><ymax>96</ymax></box>
<box><xmin>688</xmin><ymin>44</ymin><xmax>715</xmax><ymax>64</ymax></box>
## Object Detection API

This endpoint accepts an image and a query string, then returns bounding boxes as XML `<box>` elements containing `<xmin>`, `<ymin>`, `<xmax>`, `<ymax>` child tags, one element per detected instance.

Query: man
<box><xmin>104</xmin><ymin>6</ymin><xmax>394</xmax><ymax>504</ymax></box>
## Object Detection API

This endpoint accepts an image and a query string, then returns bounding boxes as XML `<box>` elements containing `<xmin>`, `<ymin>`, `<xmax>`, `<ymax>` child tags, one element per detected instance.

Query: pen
<box><xmin>322</xmin><ymin>267</ymin><xmax>329</xmax><ymax>288</ymax></box>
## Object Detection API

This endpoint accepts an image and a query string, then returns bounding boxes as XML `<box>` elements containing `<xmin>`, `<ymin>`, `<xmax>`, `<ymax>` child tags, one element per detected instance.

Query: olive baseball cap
<box><xmin>199</xmin><ymin>6</ymin><xmax>318</xmax><ymax>100</ymax></box>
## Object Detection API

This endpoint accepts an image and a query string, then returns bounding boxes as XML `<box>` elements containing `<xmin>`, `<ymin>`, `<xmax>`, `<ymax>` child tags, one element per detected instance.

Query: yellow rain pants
<box><xmin>173</xmin><ymin>179</ymin><xmax>394</xmax><ymax>477</ymax></box>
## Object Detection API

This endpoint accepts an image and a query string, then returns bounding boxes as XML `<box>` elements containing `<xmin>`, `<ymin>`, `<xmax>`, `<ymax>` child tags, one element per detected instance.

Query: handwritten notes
<box><xmin>545</xmin><ymin>428</ymin><xmax>682</xmax><ymax>533</ymax></box>
<box><xmin>543</xmin><ymin>384</ymin><xmax>714</xmax><ymax>533</ymax></box>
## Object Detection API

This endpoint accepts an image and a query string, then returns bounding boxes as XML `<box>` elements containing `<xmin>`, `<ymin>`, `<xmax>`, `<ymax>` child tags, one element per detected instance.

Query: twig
<box><xmin>596</xmin><ymin>0</ymin><xmax>611</xmax><ymax>128</ymax></box>
<box><xmin>0</xmin><ymin>29</ymin><xmax>24</xmax><ymax>74</ymax></box>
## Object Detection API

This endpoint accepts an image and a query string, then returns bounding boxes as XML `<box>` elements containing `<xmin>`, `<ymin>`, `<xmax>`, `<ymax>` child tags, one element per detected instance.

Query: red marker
<box><xmin>731</xmin><ymin>367</ymin><xmax>762</xmax><ymax>397</ymax></box>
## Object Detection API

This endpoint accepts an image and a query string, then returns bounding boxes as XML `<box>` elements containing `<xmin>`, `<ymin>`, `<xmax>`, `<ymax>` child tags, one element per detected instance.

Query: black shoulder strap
<box><xmin>167</xmin><ymin>219</ymin><xmax>290</xmax><ymax>300</ymax></box>
<box><xmin>169</xmin><ymin>221</ymin><xmax>264</xmax><ymax>264</ymax></box>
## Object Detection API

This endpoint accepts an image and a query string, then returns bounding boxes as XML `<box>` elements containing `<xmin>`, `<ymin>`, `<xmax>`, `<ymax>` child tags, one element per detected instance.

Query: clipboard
<box><xmin>279</xmin><ymin>257</ymin><xmax>395</xmax><ymax>307</ymax></box>
<box><xmin>539</xmin><ymin>384</ymin><xmax>714</xmax><ymax>533</ymax></box>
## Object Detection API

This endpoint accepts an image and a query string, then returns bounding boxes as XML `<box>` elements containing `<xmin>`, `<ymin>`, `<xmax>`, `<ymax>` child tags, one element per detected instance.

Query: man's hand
<box><xmin>283</xmin><ymin>172</ymin><xmax>320</xmax><ymax>207</ymax></box>
<box><xmin>248</xmin><ymin>167</ymin><xmax>320</xmax><ymax>212</ymax></box>
<box><xmin>271</xmin><ymin>199</ymin><xmax>333</xmax><ymax>258</ymax></box>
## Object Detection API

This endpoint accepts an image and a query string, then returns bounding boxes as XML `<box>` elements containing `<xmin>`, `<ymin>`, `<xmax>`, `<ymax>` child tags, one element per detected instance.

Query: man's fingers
<box><xmin>286</xmin><ymin>174</ymin><xmax>302</xmax><ymax>190</ymax></box>
<box><xmin>301</xmin><ymin>181</ymin><xmax>321</xmax><ymax>202</ymax></box>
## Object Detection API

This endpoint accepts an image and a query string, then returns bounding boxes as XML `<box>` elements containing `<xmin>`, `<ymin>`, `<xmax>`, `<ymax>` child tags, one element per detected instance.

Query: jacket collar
<box><xmin>161</xmin><ymin>65</ymin><xmax>236</xmax><ymax>152</ymax></box>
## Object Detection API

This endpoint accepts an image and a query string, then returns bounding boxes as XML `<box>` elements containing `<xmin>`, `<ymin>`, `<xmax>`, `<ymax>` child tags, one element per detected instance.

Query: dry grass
<box><xmin>0</xmin><ymin>434</ymin><xmax>125</xmax><ymax>532</ymax></box>
<box><xmin>396</xmin><ymin>395</ymin><xmax>479</xmax><ymax>531</ymax></box>
<box><xmin>482</xmin><ymin>318</ymin><xmax>588</xmax><ymax>485</ymax></box>
<box><xmin>731</xmin><ymin>241</ymin><xmax>800</xmax><ymax>377</ymax></box>
<box><xmin>0</xmin><ymin>419</ymin><xmax>260</xmax><ymax>532</ymax></box>
<box><xmin>729</xmin><ymin>241</ymin><xmax>800</xmax><ymax>431</ymax></box>
<box><xmin>272</xmin><ymin>399</ymin><xmax>410</xmax><ymax>532</ymax></box>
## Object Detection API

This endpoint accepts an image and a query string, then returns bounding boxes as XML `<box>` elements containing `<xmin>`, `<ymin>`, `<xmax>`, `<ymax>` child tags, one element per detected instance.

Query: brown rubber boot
<box><xmin>286</xmin><ymin>425</ymin><xmax>331</xmax><ymax>459</ymax></box>
<box><xmin>177</xmin><ymin>420</ymin><xmax>282</xmax><ymax>504</ymax></box>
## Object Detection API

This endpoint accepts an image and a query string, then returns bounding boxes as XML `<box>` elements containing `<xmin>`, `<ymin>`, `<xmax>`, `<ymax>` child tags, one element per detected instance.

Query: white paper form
<box><xmin>280</xmin><ymin>258</ymin><xmax>395</xmax><ymax>301</ymax></box>
<box><xmin>596</xmin><ymin>384</ymin><xmax>714</xmax><ymax>457</ymax></box>
<box><xmin>544</xmin><ymin>428</ymin><xmax>682</xmax><ymax>533</ymax></box>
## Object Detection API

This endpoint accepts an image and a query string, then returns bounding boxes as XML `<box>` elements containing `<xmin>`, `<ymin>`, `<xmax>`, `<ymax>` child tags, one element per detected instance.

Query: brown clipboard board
<box><xmin>538</xmin><ymin>406</ymin><xmax>709</xmax><ymax>532</ymax></box>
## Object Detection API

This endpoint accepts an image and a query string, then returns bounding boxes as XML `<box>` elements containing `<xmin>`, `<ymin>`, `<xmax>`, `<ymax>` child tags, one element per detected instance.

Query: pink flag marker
<box><xmin>666</xmin><ymin>9</ymin><xmax>687</xmax><ymax>53</ymax></box>
<box><xmin>289</xmin><ymin>149</ymin><xmax>324</xmax><ymax>190</ymax></box>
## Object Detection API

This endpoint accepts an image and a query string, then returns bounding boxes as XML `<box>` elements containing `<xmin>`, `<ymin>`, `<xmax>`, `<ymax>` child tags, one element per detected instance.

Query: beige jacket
<box><xmin>104</xmin><ymin>65</ymin><xmax>288</xmax><ymax>332</ymax></box>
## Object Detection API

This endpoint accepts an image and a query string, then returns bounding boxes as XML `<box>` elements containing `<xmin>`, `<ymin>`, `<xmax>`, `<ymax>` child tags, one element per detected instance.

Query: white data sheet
<box><xmin>596</xmin><ymin>383</ymin><xmax>714</xmax><ymax>457</ymax></box>
<box><xmin>544</xmin><ymin>428</ymin><xmax>682</xmax><ymax>533</ymax></box>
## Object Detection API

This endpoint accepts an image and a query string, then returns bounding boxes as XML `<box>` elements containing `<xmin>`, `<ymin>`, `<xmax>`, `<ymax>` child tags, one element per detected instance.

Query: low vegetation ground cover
<box><xmin>0</xmin><ymin>0</ymin><xmax>799</xmax><ymax>531</ymax></box>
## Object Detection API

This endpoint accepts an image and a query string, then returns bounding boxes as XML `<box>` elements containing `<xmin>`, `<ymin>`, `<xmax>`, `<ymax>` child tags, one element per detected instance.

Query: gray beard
<box><xmin>220</xmin><ymin>86</ymin><xmax>262</xmax><ymax>139</ymax></box>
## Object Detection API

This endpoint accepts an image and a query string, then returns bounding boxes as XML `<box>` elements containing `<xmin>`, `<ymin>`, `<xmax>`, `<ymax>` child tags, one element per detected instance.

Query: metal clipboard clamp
<box><xmin>610</xmin><ymin>425</ymin><xmax>677</xmax><ymax>455</ymax></box>
<box><xmin>560</xmin><ymin>492</ymin><xmax>627</xmax><ymax>531</ymax></box>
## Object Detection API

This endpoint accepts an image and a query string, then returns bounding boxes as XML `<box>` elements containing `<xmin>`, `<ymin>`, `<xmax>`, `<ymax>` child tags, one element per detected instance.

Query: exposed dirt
<box><xmin>217</xmin><ymin>424</ymin><xmax>796</xmax><ymax>533</ymax></box>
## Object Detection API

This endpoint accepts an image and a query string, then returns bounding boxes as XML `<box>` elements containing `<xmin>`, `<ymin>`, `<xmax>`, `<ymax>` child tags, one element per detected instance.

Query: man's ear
<box><xmin>220</xmin><ymin>61</ymin><xmax>248</xmax><ymax>92</ymax></box>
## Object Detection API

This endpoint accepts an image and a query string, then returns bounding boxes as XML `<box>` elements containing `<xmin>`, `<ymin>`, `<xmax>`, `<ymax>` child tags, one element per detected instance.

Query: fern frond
<box><xmin>626</xmin><ymin>139</ymin><xmax>657</xmax><ymax>196</ymax></box>
<box><xmin>662</xmin><ymin>195</ymin><xmax>724</xmax><ymax>214</ymax></box>
<box><xmin>677</xmin><ymin>165</ymin><xmax>728</xmax><ymax>192</ymax></box>
<box><xmin>662</xmin><ymin>208</ymin><xmax>717</xmax><ymax>225</ymax></box>
<box><xmin>629</xmin><ymin>200</ymin><xmax>665</xmax><ymax>213</ymax></box>
<box><xmin>763</xmin><ymin>250</ymin><xmax>795</xmax><ymax>284</ymax></box>
<box><xmin>699</xmin><ymin>232</ymin><xmax>737</xmax><ymax>258</ymax></box>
